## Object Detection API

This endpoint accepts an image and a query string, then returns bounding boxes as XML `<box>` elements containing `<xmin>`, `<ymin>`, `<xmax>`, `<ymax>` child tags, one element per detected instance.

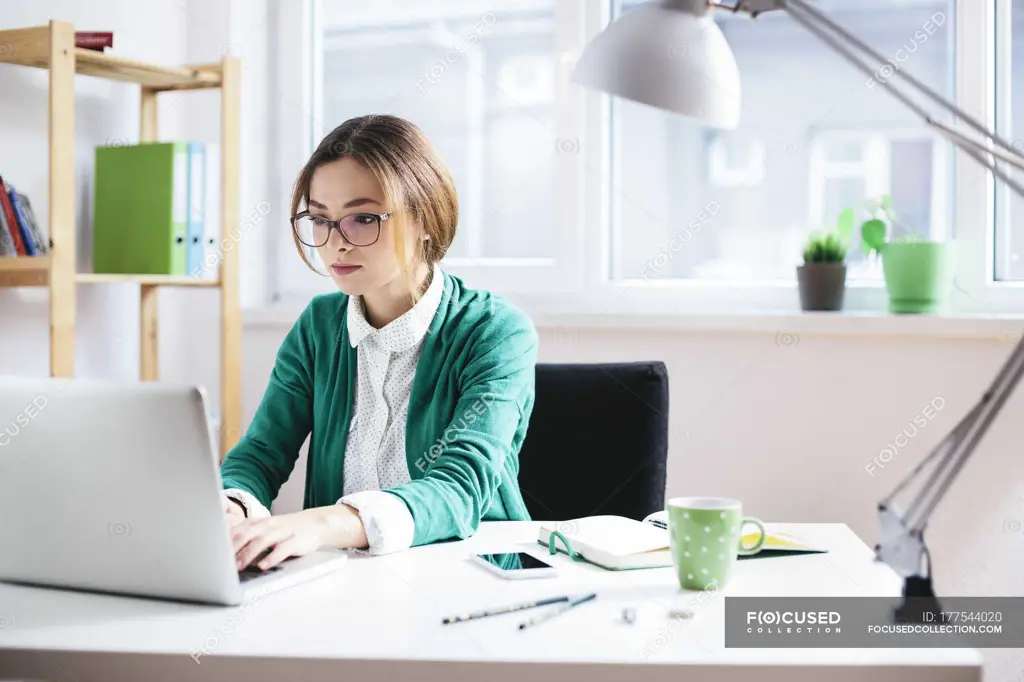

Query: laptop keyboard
<box><xmin>237</xmin><ymin>549</ymin><xmax>295</xmax><ymax>582</ymax></box>
<box><xmin>238</xmin><ymin>564</ymin><xmax>283</xmax><ymax>582</ymax></box>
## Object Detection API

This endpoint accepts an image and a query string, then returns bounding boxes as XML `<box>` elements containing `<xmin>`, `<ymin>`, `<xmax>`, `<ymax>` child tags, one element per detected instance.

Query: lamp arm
<box><xmin>780</xmin><ymin>2</ymin><xmax>946</xmax><ymax>123</ymax></box>
<box><xmin>730</xmin><ymin>0</ymin><xmax>1024</xmax><ymax>172</ymax></box>
<box><xmin>903</xmin><ymin>339</ymin><xmax>1024</xmax><ymax>531</ymax></box>
<box><xmin>769</xmin><ymin>0</ymin><xmax>1024</xmax><ymax>553</ymax></box>
<box><xmin>872</xmin><ymin>335</ymin><xmax>1024</xmax><ymax>584</ymax></box>
<box><xmin>929</xmin><ymin>121</ymin><xmax>1024</xmax><ymax>198</ymax></box>
<box><xmin>931</xmin><ymin>120</ymin><xmax>1024</xmax><ymax>173</ymax></box>
<box><xmin>880</xmin><ymin>402</ymin><xmax>982</xmax><ymax>510</ymax></box>
<box><xmin>786</xmin><ymin>0</ymin><xmax>1022</xmax><ymax>155</ymax></box>
<box><xmin>724</xmin><ymin>0</ymin><xmax>1024</xmax><ymax>597</ymax></box>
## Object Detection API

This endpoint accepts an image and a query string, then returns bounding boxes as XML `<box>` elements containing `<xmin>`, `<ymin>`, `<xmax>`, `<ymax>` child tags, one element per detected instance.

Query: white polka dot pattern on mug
<box><xmin>672</xmin><ymin>505</ymin><xmax>747</xmax><ymax>590</ymax></box>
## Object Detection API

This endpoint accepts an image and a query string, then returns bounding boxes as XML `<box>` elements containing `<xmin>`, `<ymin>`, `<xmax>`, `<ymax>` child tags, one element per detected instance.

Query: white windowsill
<box><xmin>244</xmin><ymin>303</ymin><xmax>1024</xmax><ymax>342</ymax></box>
<box><xmin>13</xmin><ymin>287</ymin><xmax>1021</xmax><ymax>342</ymax></box>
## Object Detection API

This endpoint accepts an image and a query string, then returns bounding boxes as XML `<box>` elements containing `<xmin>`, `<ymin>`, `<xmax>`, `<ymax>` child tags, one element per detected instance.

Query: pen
<box><xmin>442</xmin><ymin>595</ymin><xmax>571</xmax><ymax>624</ymax></box>
<box><xmin>518</xmin><ymin>592</ymin><xmax>597</xmax><ymax>630</ymax></box>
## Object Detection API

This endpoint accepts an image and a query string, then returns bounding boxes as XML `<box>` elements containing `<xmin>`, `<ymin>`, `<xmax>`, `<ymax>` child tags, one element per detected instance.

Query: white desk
<box><xmin>0</xmin><ymin>522</ymin><xmax>981</xmax><ymax>682</ymax></box>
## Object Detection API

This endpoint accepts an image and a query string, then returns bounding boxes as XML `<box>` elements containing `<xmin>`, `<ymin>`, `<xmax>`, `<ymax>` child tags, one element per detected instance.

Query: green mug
<box><xmin>667</xmin><ymin>496</ymin><xmax>766</xmax><ymax>590</ymax></box>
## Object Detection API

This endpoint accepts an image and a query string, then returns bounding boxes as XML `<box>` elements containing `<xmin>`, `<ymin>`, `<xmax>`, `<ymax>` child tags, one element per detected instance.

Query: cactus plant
<box><xmin>802</xmin><ymin>230</ymin><xmax>848</xmax><ymax>263</ymax></box>
<box><xmin>796</xmin><ymin>207</ymin><xmax>853</xmax><ymax>311</ymax></box>
<box><xmin>801</xmin><ymin>206</ymin><xmax>853</xmax><ymax>264</ymax></box>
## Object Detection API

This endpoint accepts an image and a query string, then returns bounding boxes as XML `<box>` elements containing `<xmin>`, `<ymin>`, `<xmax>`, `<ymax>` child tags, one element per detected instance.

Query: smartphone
<box><xmin>469</xmin><ymin>552</ymin><xmax>559</xmax><ymax>580</ymax></box>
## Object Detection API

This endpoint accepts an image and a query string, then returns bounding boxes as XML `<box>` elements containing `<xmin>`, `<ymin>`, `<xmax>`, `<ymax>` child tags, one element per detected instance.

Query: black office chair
<box><xmin>516</xmin><ymin>361</ymin><xmax>669</xmax><ymax>522</ymax></box>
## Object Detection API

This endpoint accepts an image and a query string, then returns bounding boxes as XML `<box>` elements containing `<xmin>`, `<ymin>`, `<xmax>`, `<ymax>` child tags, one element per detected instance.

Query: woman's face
<box><xmin>308</xmin><ymin>156</ymin><xmax>421</xmax><ymax>297</ymax></box>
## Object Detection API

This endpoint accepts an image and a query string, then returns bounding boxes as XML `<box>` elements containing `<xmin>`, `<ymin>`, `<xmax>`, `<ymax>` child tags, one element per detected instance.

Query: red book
<box><xmin>0</xmin><ymin>177</ymin><xmax>26</xmax><ymax>256</ymax></box>
<box><xmin>75</xmin><ymin>32</ymin><xmax>113</xmax><ymax>51</ymax></box>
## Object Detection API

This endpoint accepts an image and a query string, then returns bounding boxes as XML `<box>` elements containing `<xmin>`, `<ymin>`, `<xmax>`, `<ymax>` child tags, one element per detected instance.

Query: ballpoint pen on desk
<box><xmin>442</xmin><ymin>595</ymin><xmax>572</xmax><ymax>625</ymax></box>
<box><xmin>518</xmin><ymin>593</ymin><xmax>598</xmax><ymax>630</ymax></box>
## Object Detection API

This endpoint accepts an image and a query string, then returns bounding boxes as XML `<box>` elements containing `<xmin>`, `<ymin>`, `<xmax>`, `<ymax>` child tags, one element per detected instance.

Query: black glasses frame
<box><xmin>291</xmin><ymin>210</ymin><xmax>391</xmax><ymax>248</ymax></box>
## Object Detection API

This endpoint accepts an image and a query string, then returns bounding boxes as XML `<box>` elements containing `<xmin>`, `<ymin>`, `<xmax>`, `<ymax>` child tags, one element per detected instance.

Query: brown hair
<box><xmin>290</xmin><ymin>114</ymin><xmax>458</xmax><ymax>298</ymax></box>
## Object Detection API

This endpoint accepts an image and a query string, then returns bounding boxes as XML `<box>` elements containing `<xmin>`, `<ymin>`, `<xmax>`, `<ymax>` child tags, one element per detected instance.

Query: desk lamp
<box><xmin>571</xmin><ymin>0</ymin><xmax>1024</xmax><ymax>621</ymax></box>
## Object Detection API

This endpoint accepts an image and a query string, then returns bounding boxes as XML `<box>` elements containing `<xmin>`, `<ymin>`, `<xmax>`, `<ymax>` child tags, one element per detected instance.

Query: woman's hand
<box><xmin>231</xmin><ymin>504</ymin><xmax>368</xmax><ymax>571</ymax></box>
<box><xmin>223</xmin><ymin>496</ymin><xmax>247</xmax><ymax>529</ymax></box>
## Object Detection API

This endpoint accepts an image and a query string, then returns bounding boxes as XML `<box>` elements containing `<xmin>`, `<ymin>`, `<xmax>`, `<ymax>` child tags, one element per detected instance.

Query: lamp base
<box><xmin>893</xmin><ymin>574</ymin><xmax>942</xmax><ymax>624</ymax></box>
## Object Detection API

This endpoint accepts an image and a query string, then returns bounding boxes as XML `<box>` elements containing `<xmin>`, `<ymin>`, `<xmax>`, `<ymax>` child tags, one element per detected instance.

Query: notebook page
<box><xmin>543</xmin><ymin>516</ymin><xmax>670</xmax><ymax>557</ymax></box>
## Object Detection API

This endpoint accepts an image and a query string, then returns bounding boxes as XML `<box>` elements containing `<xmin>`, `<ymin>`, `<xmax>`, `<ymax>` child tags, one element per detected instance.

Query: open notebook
<box><xmin>538</xmin><ymin>516</ymin><xmax>673</xmax><ymax>570</ymax></box>
<box><xmin>643</xmin><ymin>511</ymin><xmax>827</xmax><ymax>559</ymax></box>
<box><xmin>538</xmin><ymin>514</ymin><xmax>827</xmax><ymax>571</ymax></box>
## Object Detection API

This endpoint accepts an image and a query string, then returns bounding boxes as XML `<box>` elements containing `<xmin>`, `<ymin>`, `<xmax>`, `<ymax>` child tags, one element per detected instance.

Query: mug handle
<box><xmin>737</xmin><ymin>517</ymin><xmax>766</xmax><ymax>556</ymax></box>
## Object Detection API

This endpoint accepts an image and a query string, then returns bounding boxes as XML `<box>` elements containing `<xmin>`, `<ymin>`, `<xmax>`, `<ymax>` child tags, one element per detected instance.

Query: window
<box><xmin>997</xmin><ymin>0</ymin><xmax>1024</xmax><ymax>280</ymax></box>
<box><xmin>611</xmin><ymin>0</ymin><xmax>956</xmax><ymax>282</ymax></box>
<box><xmin>808</xmin><ymin>129</ymin><xmax>950</xmax><ymax>278</ymax></box>
<box><xmin>270</xmin><ymin>1</ymin><xmax>1023</xmax><ymax>315</ymax></box>
<box><xmin>277</xmin><ymin>0</ymin><xmax>583</xmax><ymax>302</ymax></box>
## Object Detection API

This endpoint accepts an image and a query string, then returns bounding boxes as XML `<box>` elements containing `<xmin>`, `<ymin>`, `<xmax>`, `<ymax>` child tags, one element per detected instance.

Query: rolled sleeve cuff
<box><xmin>338</xmin><ymin>490</ymin><xmax>415</xmax><ymax>555</ymax></box>
<box><xmin>223</xmin><ymin>488</ymin><xmax>271</xmax><ymax>520</ymax></box>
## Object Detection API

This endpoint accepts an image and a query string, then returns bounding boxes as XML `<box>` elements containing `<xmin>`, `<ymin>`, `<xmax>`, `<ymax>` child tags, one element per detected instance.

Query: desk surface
<box><xmin>0</xmin><ymin>522</ymin><xmax>981</xmax><ymax>682</ymax></box>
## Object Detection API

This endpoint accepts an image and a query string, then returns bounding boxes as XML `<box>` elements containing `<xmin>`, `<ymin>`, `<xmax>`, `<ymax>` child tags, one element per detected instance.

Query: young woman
<box><xmin>219</xmin><ymin>114</ymin><xmax>537</xmax><ymax>571</ymax></box>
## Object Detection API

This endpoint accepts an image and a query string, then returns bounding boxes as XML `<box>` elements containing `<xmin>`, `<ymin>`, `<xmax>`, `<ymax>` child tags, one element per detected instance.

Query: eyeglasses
<box><xmin>291</xmin><ymin>210</ymin><xmax>391</xmax><ymax>248</ymax></box>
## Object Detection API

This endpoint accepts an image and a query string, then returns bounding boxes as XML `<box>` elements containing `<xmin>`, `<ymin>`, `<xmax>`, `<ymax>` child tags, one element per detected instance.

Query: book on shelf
<box><xmin>0</xmin><ymin>177</ymin><xmax>26</xmax><ymax>256</ymax></box>
<box><xmin>93</xmin><ymin>141</ymin><xmax>219</xmax><ymax>277</ymax></box>
<box><xmin>75</xmin><ymin>32</ymin><xmax>113</xmax><ymax>52</ymax></box>
<box><xmin>198</xmin><ymin>142</ymin><xmax>221</xmax><ymax>282</ymax></box>
<box><xmin>16</xmin><ymin>192</ymin><xmax>48</xmax><ymax>254</ymax></box>
<box><xmin>0</xmin><ymin>191</ymin><xmax>16</xmax><ymax>257</ymax></box>
<box><xmin>186</xmin><ymin>141</ymin><xmax>206</xmax><ymax>278</ymax></box>
<box><xmin>0</xmin><ymin>177</ymin><xmax>47</xmax><ymax>258</ymax></box>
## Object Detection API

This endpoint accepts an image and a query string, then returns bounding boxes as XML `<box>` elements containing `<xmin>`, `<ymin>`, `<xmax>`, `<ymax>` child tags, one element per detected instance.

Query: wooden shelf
<box><xmin>0</xmin><ymin>259</ymin><xmax>220</xmax><ymax>287</ymax></box>
<box><xmin>0</xmin><ymin>255</ymin><xmax>52</xmax><ymax>271</ymax></box>
<box><xmin>0</xmin><ymin>256</ymin><xmax>51</xmax><ymax>287</ymax></box>
<box><xmin>0</xmin><ymin>20</ymin><xmax>243</xmax><ymax>457</ymax></box>
<box><xmin>76</xmin><ymin>273</ymin><xmax>221</xmax><ymax>287</ymax></box>
<box><xmin>0</xmin><ymin>25</ymin><xmax>222</xmax><ymax>91</ymax></box>
<box><xmin>76</xmin><ymin>50</ymin><xmax>221</xmax><ymax>91</ymax></box>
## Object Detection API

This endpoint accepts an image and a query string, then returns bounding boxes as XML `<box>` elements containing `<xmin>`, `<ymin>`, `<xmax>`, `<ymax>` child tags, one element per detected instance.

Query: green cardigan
<box><xmin>220</xmin><ymin>272</ymin><xmax>537</xmax><ymax>547</ymax></box>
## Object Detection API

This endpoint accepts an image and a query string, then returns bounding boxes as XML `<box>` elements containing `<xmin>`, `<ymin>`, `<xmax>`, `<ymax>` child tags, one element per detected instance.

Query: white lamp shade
<box><xmin>571</xmin><ymin>1</ymin><xmax>741</xmax><ymax>129</ymax></box>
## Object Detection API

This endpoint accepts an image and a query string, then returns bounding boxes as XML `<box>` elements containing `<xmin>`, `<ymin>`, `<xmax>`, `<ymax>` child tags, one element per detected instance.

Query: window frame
<box><xmin>807</xmin><ymin>126</ymin><xmax>952</xmax><ymax>268</ymax></box>
<box><xmin>266</xmin><ymin>0</ymin><xmax>1024</xmax><ymax>318</ymax></box>
<box><xmin>271</xmin><ymin>0</ymin><xmax>588</xmax><ymax>308</ymax></box>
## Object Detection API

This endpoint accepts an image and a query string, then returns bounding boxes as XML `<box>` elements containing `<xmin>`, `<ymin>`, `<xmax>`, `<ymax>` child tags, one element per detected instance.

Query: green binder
<box><xmin>93</xmin><ymin>142</ymin><xmax>188</xmax><ymax>275</ymax></box>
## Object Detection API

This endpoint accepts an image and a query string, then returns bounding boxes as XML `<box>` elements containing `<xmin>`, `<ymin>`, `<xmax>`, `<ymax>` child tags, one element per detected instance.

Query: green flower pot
<box><xmin>880</xmin><ymin>241</ymin><xmax>957</xmax><ymax>314</ymax></box>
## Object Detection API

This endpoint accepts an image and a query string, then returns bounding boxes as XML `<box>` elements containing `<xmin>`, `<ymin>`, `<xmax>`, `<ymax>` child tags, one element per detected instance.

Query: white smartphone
<box><xmin>469</xmin><ymin>552</ymin><xmax>560</xmax><ymax>580</ymax></box>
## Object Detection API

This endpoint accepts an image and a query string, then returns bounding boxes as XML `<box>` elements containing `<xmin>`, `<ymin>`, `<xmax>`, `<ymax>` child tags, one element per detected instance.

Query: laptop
<box><xmin>0</xmin><ymin>375</ymin><xmax>348</xmax><ymax>606</ymax></box>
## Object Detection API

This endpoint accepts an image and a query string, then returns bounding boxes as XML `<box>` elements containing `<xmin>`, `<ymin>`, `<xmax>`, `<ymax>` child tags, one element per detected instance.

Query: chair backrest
<box><xmin>516</xmin><ymin>361</ymin><xmax>669</xmax><ymax>522</ymax></box>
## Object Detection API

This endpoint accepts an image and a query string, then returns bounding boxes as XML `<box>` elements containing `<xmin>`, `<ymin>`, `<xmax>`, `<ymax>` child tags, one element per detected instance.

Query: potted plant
<box><xmin>796</xmin><ymin>208</ymin><xmax>852</xmax><ymax>311</ymax></box>
<box><xmin>860</xmin><ymin>195</ymin><xmax>957</xmax><ymax>314</ymax></box>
